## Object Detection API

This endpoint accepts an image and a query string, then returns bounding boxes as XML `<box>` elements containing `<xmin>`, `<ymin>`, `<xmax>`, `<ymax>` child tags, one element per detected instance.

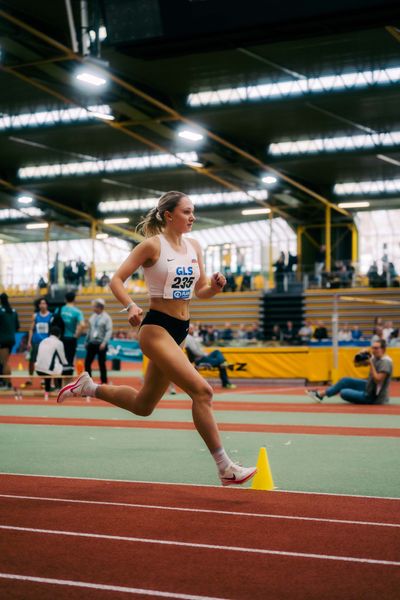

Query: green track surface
<box><xmin>1</xmin><ymin>391</ymin><xmax>399</xmax><ymax>498</ymax></box>
<box><xmin>1</xmin><ymin>424</ymin><xmax>399</xmax><ymax>497</ymax></box>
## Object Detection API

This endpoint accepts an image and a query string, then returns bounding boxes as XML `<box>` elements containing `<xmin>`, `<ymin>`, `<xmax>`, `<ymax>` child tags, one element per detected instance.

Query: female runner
<box><xmin>57</xmin><ymin>191</ymin><xmax>256</xmax><ymax>485</ymax></box>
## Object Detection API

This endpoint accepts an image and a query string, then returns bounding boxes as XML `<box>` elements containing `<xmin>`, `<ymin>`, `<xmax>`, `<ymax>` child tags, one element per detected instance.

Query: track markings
<box><xmin>1</xmin><ymin>493</ymin><xmax>399</xmax><ymax>528</ymax></box>
<box><xmin>1</xmin><ymin>524</ymin><xmax>399</xmax><ymax>566</ymax></box>
<box><xmin>0</xmin><ymin>573</ymin><xmax>227</xmax><ymax>599</ymax></box>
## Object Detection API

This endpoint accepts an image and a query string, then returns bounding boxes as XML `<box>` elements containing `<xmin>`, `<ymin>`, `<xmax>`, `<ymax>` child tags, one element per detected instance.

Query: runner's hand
<box><xmin>128</xmin><ymin>304</ymin><xmax>143</xmax><ymax>327</ymax></box>
<box><xmin>211</xmin><ymin>272</ymin><xmax>226</xmax><ymax>292</ymax></box>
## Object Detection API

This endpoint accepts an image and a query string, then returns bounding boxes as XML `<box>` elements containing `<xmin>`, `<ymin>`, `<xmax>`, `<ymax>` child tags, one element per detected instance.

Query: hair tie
<box><xmin>155</xmin><ymin>209</ymin><xmax>163</xmax><ymax>222</ymax></box>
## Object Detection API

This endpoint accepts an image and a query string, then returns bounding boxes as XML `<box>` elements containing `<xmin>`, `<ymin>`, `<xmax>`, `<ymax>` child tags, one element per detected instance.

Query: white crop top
<box><xmin>143</xmin><ymin>234</ymin><xmax>201</xmax><ymax>300</ymax></box>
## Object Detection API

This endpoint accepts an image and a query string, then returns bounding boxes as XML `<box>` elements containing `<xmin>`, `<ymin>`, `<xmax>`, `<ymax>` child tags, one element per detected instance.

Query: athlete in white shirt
<box><xmin>36</xmin><ymin>326</ymin><xmax>72</xmax><ymax>396</ymax></box>
<box><xmin>58</xmin><ymin>191</ymin><xmax>256</xmax><ymax>486</ymax></box>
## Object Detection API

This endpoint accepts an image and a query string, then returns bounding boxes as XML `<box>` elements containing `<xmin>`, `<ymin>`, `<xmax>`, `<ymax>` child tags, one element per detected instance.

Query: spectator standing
<box><xmin>27</xmin><ymin>298</ymin><xmax>53</xmax><ymax>377</ymax></box>
<box><xmin>98</xmin><ymin>272</ymin><xmax>110</xmax><ymax>287</ymax></box>
<box><xmin>274</xmin><ymin>253</ymin><xmax>285</xmax><ymax>293</ymax></box>
<box><xmin>77</xmin><ymin>259</ymin><xmax>87</xmax><ymax>286</ymax></box>
<box><xmin>85</xmin><ymin>299</ymin><xmax>112</xmax><ymax>383</ymax></box>
<box><xmin>60</xmin><ymin>291</ymin><xmax>85</xmax><ymax>369</ymax></box>
<box><xmin>223</xmin><ymin>269</ymin><xmax>237</xmax><ymax>292</ymax></box>
<box><xmin>0</xmin><ymin>293</ymin><xmax>19</xmax><ymax>389</ymax></box>
<box><xmin>389</xmin><ymin>329</ymin><xmax>400</xmax><ymax>347</ymax></box>
<box><xmin>185</xmin><ymin>324</ymin><xmax>236</xmax><ymax>389</ymax></box>
<box><xmin>240</xmin><ymin>271</ymin><xmax>252</xmax><ymax>291</ymax></box>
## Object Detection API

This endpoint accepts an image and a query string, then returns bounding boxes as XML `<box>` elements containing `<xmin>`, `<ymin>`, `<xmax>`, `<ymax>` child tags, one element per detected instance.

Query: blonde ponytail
<box><xmin>136</xmin><ymin>191</ymin><xmax>186</xmax><ymax>238</ymax></box>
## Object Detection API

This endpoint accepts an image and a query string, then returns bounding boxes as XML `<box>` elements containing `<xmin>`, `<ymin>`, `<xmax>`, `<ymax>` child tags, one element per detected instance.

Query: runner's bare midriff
<box><xmin>149</xmin><ymin>297</ymin><xmax>190</xmax><ymax>320</ymax></box>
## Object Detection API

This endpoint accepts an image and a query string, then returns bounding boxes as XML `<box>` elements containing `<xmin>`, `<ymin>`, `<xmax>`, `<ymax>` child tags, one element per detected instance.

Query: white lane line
<box><xmin>0</xmin><ymin>573</ymin><xmax>227</xmax><ymax>599</ymax></box>
<box><xmin>1</xmin><ymin>525</ymin><xmax>399</xmax><ymax>567</ymax></box>
<box><xmin>0</xmin><ymin>472</ymin><xmax>399</xmax><ymax>500</ymax></box>
<box><xmin>1</xmin><ymin>493</ymin><xmax>399</xmax><ymax>529</ymax></box>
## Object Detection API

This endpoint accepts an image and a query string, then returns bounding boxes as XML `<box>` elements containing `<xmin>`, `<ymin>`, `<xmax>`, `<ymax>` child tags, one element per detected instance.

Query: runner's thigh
<box><xmin>139</xmin><ymin>325</ymin><xmax>211</xmax><ymax>396</ymax></box>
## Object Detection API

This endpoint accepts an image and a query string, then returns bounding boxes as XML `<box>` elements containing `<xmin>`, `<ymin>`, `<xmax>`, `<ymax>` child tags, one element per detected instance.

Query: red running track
<box><xmin>0</xmin><ymin>414</ymin><xmax>399</xmax><ymax>437</ymax></box>
<box><xmin>0</xmin><ymin>474</ymin><xmax>399</xmax><ymax>599</ymax></box>
<box><xmin>1</xmin><ymin>396</ymin><xmax>400</xmax><ymax>414</ymax></box>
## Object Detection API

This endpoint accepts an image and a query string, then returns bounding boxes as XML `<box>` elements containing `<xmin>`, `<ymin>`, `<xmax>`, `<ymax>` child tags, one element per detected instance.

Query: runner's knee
<box><xmin>135</xmin><ymin>405</ymin><xmax>155</xmax><ymax>417</ymax></box>
<box><xmin>192</xmin><ymin>382</ymin><xmax>213</xmax><ymax>406</ymax></box>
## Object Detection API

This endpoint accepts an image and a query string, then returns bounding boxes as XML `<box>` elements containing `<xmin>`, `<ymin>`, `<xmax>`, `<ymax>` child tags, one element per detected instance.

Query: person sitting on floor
<box><xmin>185</xmin><ymin>324</ymin><xmax>236</xmax><ymax>389</ymax></box>
<box><xmin>306</xmin><ymin>339</ymin><xmax>392</xmax><ymax>405</ymax></box>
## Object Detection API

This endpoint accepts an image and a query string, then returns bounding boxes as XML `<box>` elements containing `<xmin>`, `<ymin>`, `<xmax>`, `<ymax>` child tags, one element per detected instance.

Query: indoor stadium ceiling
<box><xmin>0</xmin><ymin>0</ymin><xmax>400</xmax><ymax>243</ymax></box>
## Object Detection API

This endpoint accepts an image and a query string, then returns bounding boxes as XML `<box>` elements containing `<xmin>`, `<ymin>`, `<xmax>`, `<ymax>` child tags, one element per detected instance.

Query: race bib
<box><xmin>36</xmin><ymin>322</ymin><xmax>49</xmax><ymax>334</ymax></box>
<box><xmin>163</xmin><ymin>262</ymin><xmax>200</xmax><ymax>300</ymax></box>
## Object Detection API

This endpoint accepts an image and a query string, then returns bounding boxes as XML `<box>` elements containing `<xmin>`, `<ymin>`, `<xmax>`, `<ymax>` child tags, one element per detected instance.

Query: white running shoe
<box><xmin>306</xmin><ymin>389</ymin><xmax>324</xmax><ymax>403</ymax></box>
<box><xmin>56</xmin><ymin>372</ymin><xmax>94</xmax><ymax>404</ymax></box>
<box><xmin>220</xmin><ymin>463</ymin><xmax>257</xmax><ymax>487</ymax></box>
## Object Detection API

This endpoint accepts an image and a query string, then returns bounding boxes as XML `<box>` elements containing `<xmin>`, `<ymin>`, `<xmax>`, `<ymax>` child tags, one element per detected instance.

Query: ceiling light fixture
<box><xmin>242</xmin><ymin>208</ymin><xmax>271</xmax><ymax>215</ymax></box>
<box><xmin>96</xmin><ymin>232</ymin><xmax>109</xmax><ymax>239</ymax></box>
<box><xmin>178</xmin><ymin>129</ymin><xmax>204</xmax><ymax>142</ymax></box>
<box><xmin>103</xmin><ymin>217</ymin><xmax>130</xmax><ymax>224</ymax></box>
<box><xmin>75</xmin><ymin>57</ymin><xmax>109</xmax><ymax>88</ymax></box>
<box><xmin>269</xmin><ymin>131</ymin><xmax>400</xmax><ymax>156</ymax></box>
<box><xmin>188</xmin><ymin>65</ymin><xmax>400</xmax><ymax>107</ymax></box>
<box><xmin>337</xmin><ymin>201</ymin><xmax>370</xmax><ymax>208</ymax></box>
<box><xmin>18</xmin><ymin>152</ymin><xmax>199</xmax><ymax>180</ymax></box>
<box><xmin>0</xmin><ymin>105</ymin><xmax>112</xmax><ymax>131</ymax></box>
<box><xmin>17</xmin><ymin>195</ymin><xmax>33</xmax><ymax>204</ymax></box>
<box><xmin>261</xmin><ymin>175</ymin><xmax>277</xmax><ymax>185</ymax></box>
<box><xmin>26</xmin><ymin>222</ymin><xmax>49</xmax><ymax>229</ymax></box>
<box><xmin>98</xmin><ymin>189</ymin><xmax>269</xmax><ymax>213</ymax></box>
<box><xmin>334</xmin><ymin>179</ymin><xmax>400</xmax><ymax>195</ymax></box>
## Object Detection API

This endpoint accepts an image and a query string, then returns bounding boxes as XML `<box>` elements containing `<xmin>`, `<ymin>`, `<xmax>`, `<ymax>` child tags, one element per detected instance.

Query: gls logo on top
<box><xmin>176</xmin><ymin>266</ymin><xmax>193</xmax><ymax>275</ymax></box>
<box><xmin>173</xmin><ymin>290</ymin><xmax>191</xmax><ymax>299</ymax></box>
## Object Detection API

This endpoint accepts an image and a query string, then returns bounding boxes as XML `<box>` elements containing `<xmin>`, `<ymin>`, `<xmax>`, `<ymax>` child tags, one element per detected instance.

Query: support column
<box><xmin>351</xmin><ymin>223</ymin><xmax>358</xmax><ymax>264</ymax></box>
<box><xmin>325</xmin><ymin>206</ymin><xmax>331</xmax><ymax>272</ymax></box>
<box><xmin>90</xmin><ymin>221</ymin><xmax>96</xmax><ymax>288</ymax></box>
<box><xmin>45</xmin><ymin>223</ymin><xmax>51</xmax><ymax>287</ymax></box>
<box><xmin>268</xmin><ymin>210</ymin><xmax>274</xmax><ymax>289</ymax></box>
<box><xmin>296</xmin><ymin>225</ymin><xmax>303</xmax><ymax>280</ymax></box>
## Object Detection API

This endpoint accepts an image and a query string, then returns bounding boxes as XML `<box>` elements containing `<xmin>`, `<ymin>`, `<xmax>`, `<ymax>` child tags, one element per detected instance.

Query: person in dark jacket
<box><xmin>0</xmin><ymin>293</ymin><xmax>20</xmax><ymax>389</ymax></box>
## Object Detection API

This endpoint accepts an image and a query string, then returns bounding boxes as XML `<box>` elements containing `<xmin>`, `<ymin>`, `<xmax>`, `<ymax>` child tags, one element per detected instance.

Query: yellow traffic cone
<box><xmin>251</xmin><ymin>446</ymin><xmax>275</xmax><ymax>491</ymax></box>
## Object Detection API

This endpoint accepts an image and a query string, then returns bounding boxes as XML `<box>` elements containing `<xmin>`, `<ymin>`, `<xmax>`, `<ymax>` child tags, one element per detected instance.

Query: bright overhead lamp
<box><xmin>88</xmin><ymin>110</ymin><xmax>115</xmax><ymax>121</ymax></box>
<box><xmin>0</xmin><ymin>105</ymin><xmax>112</xmax><ymax>132</ymax></box>
<box><xmin>96</xmin><ymin>232</ymin><xmax>109</xmax><ymax>239</ymax></box>
<box><xmin>103</xmin><ymin>217</ymin><xmax>130</xmax><ymax>224</ymax></box>
<box><xmin>269</xmin><ymin>131</ymin><xmax>400</xmax><ymax>156</ymax></box>
<box><xmin>18</xmin><ymin>151</ymin><xmax>198</xmax><ymax>180</ymax></box>
<box><xmin>0</xmin><ymin>207</ymin><xmax>43</xmax><ymax>221</ymax></box>
<box><xmin>98</xmin><ymin>189</ymin><xmax>269</xmax><ymax>213</ymax></box>
<box><xmin>338</xmin><ymin>201</ymin><xmax>370</xmax><ymax>209</ymax></box>
<box><xmin>75</xmin><ymin>58</ymin><xmax>109</xmax><ymax>88</ymax></box>
<box><xmin>261</xmin><ymin>175</ymin><xmax>277</xmax><ymax>185</ymax></box>
<box><xmin>187</xmin><ymin>65</ymin><xmax>400</xmax><ymax>107</ymax></box>
<box><xmin>17</xmin><ymin>195</ymin><xmax>33</xmax><ymax>204</ymax></box>
<box><xmin>334</xmin><ymin>179</ymin><xmax>400</xmax><ymax>195</ymax></box>
<box><xmin>242</xmin><ymin>207</ymin><xmax>271</xmax><ymax>215</ymax></box>
<box><xmin>26</xmin><ymin>222</ymin><xmax>48</xmax><ymax>229</ymax></box>
<box><xmin>184</xmin><ymin>160</ymin><xmax>205</xmax><ymax>168</ymax></box>
<box><xmin>178</xmin><ymin>129</ymin><xmax>204</xmax><ymax>142</ymax></box>
<box><xmin>76</xmin><ymin>69</ymin><xmax>107</xmax><ymax>87</ymax></box>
